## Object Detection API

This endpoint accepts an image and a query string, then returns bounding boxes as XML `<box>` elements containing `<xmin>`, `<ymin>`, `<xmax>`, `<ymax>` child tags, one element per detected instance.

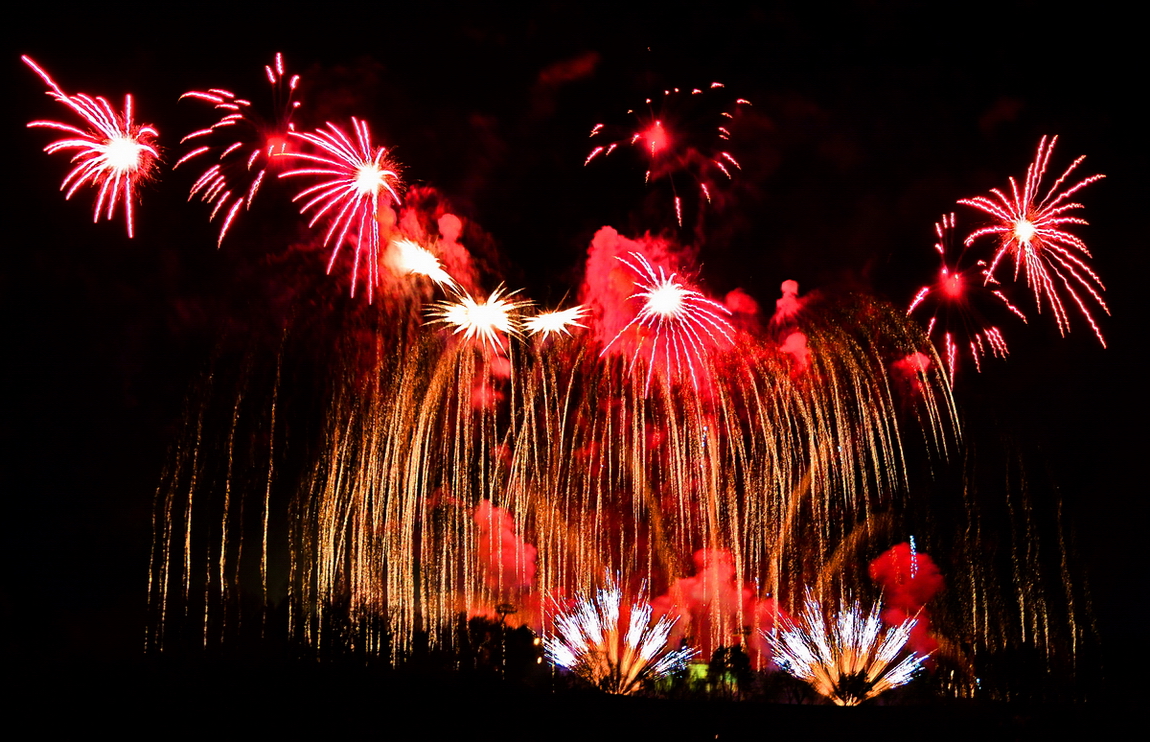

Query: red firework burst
<box><xmin>958</xmin><ymin>136</ymin><xmax>1107</xmax><ymax>345</ymax></box>
<box><xmin>603</xmin><ymin>252</ymin><xmax>735</xmax><ymax>392</ymax></box>
<box><xmin>23</xmin><ymin>56</ymin><xmax>159</xmax><ymax>238</ymax></box>
<box><xmin>279</xmin><ymin>118</ymin><xmax>403</xmax><ymax>302</ymax></box>
<box><xmin>908</xmin><ymin>213</ymin><xmax>1027</xmax><ymax>381</ymax></box>
<box><xmin>175</xmin><ymin>52</ymin><xmax>301</xmax><ymax>246</ymax></box>
<box><xmin>586</xmin><ymin>83</ymin><xmax>749</xmax><ymax>227</ymax></box>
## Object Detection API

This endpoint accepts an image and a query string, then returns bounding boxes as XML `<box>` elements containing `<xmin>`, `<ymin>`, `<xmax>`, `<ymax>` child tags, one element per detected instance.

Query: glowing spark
<box><xmin>524</xmin><ymin>306</ymin><xmax>588</xmax><ymax>338</ymax></box>
<box><xmin>765</xmin><ymin>596</ymin><xmax>929</xmax><ymax>706</ymax></box>
<box><xmin>280</xmin><ymin>118</ymin><xmax>403</xmax><ymax>301</ymax></box>
<box><xmin>427</xmin><ymin>286</ymin><xmax>531</xmax><ymax>350</ymax></box>
<box><xmin>23</xmin><ymin>56</ymin><xmax>159</xmax><ymax>238</ymax></box>
<box><xmin>908</xmin><ymin>213</ymin><xmax>1026</xmax><ymax>380</ymax></box>
<box><xmin>390</xmin><ymin>239</ymin><xmax>458</xmax><ymax>290</ymax></box>
<box><xmin>958</xmin><ymin>136</ymin><xmax>1107</xmax><ymax>346</ymax></box>
<box><xmin>176</xmin><ymin>53</ymin><xmax>300</xmax><ymax>246</ymax></box>
<box><xmin>544</xmin><ymin>579</ymin><xmax>696</xmax><ymax>695</ymax></box>
<box><xmin>603</xmin><ymin>252</ymin><xmax>734</xmax><ymax>391</ymax></box>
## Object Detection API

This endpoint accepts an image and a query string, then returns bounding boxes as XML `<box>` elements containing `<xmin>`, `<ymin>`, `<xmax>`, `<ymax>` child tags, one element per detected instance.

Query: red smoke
<box><xmin>869</xmin><ymin>542</ymin><xmax>944</xmax><ymax>658</ymax></box>
<box><xmin>891</xmin><ymin>352</ymin><xmax>933</xmax><ymax>396</ymax></box>
<box><xmin>653</xmin><ymin>549</ymin><xmax>782</xmax><ymax>669</ymax></box>
<box><xmin>779</xmin><ymin>331</ymin><xmax>810</xmax><ymax>374</ymax></box>
<box><xmin>474</xmin><ymin>500</ymin><xmax>536</xmax><ymax>591</ymax></box>
<box><xmin>771</xmin><ymin>279</ymin><xmax>806</xmax><ymax>326</ymax></box>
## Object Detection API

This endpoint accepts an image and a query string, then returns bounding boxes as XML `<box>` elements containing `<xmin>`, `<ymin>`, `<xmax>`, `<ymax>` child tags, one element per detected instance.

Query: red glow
<box><xmin>642</xmin><ymin>121</ymin><xmax>669</xmax><ymax>155</ymax></box>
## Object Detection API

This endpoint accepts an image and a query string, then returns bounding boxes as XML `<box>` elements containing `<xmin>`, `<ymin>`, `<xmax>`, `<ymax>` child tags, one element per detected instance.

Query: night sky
<box><xmin>3</xmin><ymin>2</ymin><xmax>1142</xmax><ymax>715</ymax></box>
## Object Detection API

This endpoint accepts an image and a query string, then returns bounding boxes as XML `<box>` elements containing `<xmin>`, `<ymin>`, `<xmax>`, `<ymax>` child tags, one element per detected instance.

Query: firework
<box><xmin>602</xmin><ymin>252</ymin><xmax>734</xmax><ymax>391</ymax></box>
<box><xmin>176</xmin><ymin>53</ymin><xmax>301</xmax><ymax>246</ymax></box>
<box><xmin>22</xmin><ymin>56</ymin><xmax>159</xmax><ymax>238</ymax></box>
<box><xmin>544</xmin><ymin>579</ymin><xmax>696</xmax><ymax>695</ymax></box>
<box><xmin>388</xmin><ymin>238</ymin><xmax>459</xmax><ymax>290</ymax></box>
<box><xmin>765</xmin><ymin>596</ymin><xmax>929</xmax><ymax>706</ymax></box>
<box><xmin>958</xmin><ymin>136</ymin><xmax>1107</xmax><ymax>345</ymax></box>
<box><xmin>524</xmin><ymin>306</ymin><xmax>588</xmax><ymax>338</ymax></box>
<box><xmin>908</xmin><ymin>213</ymin><xmax>1027</xmax><ymax>380</ymax></box>
<box><xmin>586</xmin><ymin>83</ymin><xmax>749</xmax><ymax>226</ymax></box>
<box><xmin>427</xmin><ymin>286</ymin><xmax>531</xmax><ymax>350</ymax></box>
<box><xmin>279</xmin><ymin>118</ymin><xmax>403</xmax><ymax>301</ymax></box>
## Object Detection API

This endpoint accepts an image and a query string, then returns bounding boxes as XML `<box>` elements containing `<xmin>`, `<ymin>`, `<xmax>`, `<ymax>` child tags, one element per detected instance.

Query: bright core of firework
<box><xmin>604</xmin><ymin>252</ymin><xmax>735</xmax><ymax>392</ymax></box>
<box><xmin>765</xmin><ymin>596</ymin><xmax>928</xmax><ymax>706</ymax></box>
<box><xmin>427</xmin><ymin>286</ymin><xmax>530</xmax><ymax>350</ymax></box>
<box><xmin>959</xmin><ymin>135</ymin><xmax>1107</xmax><ymax>346</ymax></box>
<box><xmin>544</xmin><ymin>579</ymin><xmax>695</xmax><ymax>695</ymax></box>
<box><xmin>390</xmin><ymin>239</ymin><xmax>458</xmax><ymax>290</ymax></box>
<box><xmin>23</xmin><ymin>55</ymin><xmax>159</xmax><ymax>238</ymax></box>
<box><xmin>524</xmin><ymin>306</ymin><xmax>588</xmax><ymax>338</ymax></box>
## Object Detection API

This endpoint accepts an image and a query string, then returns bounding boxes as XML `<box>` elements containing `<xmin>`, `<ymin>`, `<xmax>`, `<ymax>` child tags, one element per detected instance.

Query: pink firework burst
<box><xmin>958</xmin><ymin>136</ymin><xmax>1107</xmax><ymax>346</ymax></box>
<box><xmin>279</xmin><ymin>118</ymin><xmax>403</xmax><ymax>302</ymax></box>
<box><xmin>908</xmin><ymin>213</ymin><xmax>1027</xmax><ymax>381</ymax></box>
<box><xmin>586</xmin><ymin>83</ymin><xmax>749</xmax><ymax>227</ymax></box>
<box><xmin>23</xmin><ymin>56</ymin><xmax>159</xmax><ymax>238</ymax></box>
<box><xmin>603</xmin><ymin>252</ymin><xmax>735</xmax><ymax>392</ymax></box>
<box><xmin>175</xmin><ymin>52</ymin><xmax>301</xmax><ymax>246</ymax></box>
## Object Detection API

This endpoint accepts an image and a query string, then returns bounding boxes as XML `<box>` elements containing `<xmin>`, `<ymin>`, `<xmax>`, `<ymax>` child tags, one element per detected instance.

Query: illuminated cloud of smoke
<box><xmin>653</xmin><ymin>549</ymin><xmax>782</xmax><ymax>669</ymax></box>
<box><xmin>474</xmin><ymin>500</ymin><xmax>536</xmax><ymax>591</ymax></box>
<box><xmin>779</xmin><ymin>331</ymin><xmax>810</xmax><ymax>374</ymax></box>
<box><xmin>869</xmin><ymin>542</ymin><xmax>944</xmax><ymax>658</ymax></box>
<box><xmin>771</xmin><ymin>279</ymin><xmax>806</xmax><ymax>326</ymax></box>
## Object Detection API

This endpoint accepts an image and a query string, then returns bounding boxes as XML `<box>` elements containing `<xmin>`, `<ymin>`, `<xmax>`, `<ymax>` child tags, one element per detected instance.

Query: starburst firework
<box><xmin>23</xmin><ymin>56</ymin><xmax>159</xmax><ymax>238</ymax></box>
<box><xmin>908</xmin><ymin>213</ymin><xmax>1026</xmax><ymax>380</ymax></box>
<box><xmin>958</xmin><ymin>136</ymin><xmax>1107</xmax><ymax>345</ymax></box>
<box><xmin>524</xmin><ymin>306</ymin><xmax>588</xmax><ymax>339</ymax></box>
<box><xmin>280</xmin><ymin>118</ymin><xmax>403</xmax><ymax>301</ymax></box>
<box><xmin>175</xmin><ymin>53</ymin><xmax>301</xmax><ymax>246</ymax></box>
<box><xmin>603</xmin><ymin>252</ymin><xmax>734</xmax><ymax>391</ymax></box>
<box><xmin>427</xmin><ymin>286</ymin><xmax>531</xmax><ymax>350</ymax></box>
<box><xmin>765</xmin><ymin>596</ymin><xmax>928</xmax><ymax>706</ymax></box>
<box><xmin>544</xmin><ymin>580</ymin><xmax>696</xmax><ymax>695</ymax></box>
<box><xmin>586</xmin><ymin>83</ymin><xmax>749</xmax><ymax>227</ymax></box>
<box><xmin>389</xmin><ymin>238</ymin><xmax>458</xmax><ymax>290</ymax></box>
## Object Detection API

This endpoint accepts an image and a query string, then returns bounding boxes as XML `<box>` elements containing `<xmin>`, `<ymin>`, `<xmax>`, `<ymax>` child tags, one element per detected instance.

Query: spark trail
<box><xmin>280</xmin><ymin>118</ymin><xmax>403</xmax><ymax>302</ymax></box>
<box><xmin>23</xmin><ymin>56</ymin><xmax>159</xmax><ymax>238</ymax></box>
<box><xmin>176</xmin><ymin>52</ymin><xmax>301</xmax><ymax>246</ymax></box>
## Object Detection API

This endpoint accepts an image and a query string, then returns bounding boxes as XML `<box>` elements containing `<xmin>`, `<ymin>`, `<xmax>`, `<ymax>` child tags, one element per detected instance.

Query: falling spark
<box><xmin>280</xmin><ymin>118</ymin><xmax>403</xmax><ymax>302</ymax></box>
<box><xmin>22</xmin><ymin>56</ymin><xmax>159</xmax><ymax>238</ymax></box>
<box><xmin>176</xmin><ymin>53</ymin><xmax>301</xmax><ymax>246</ymax></box>
<box><xmin>603</xmin><ymin>252</ymin><xmax>734</xmax><ymax>391</ymax></box>
<box><xmin>544</xmin><ymin>579</ymin><xmax>696</xmax><ymax>695</ymax></box>
<box><xmin>908</xmin><ymin>213</ymin><xmax>1026</xmax><ymax>380</ymax></box>
<box><xmin>586</xmin><ymin>84</ymin><xmax>749</xmax><ymax>227</ymax></box>
<box><xmin>958</xmin><ymin>136</ymin><xmax>1107</xmax><ymax>346</ymax></box>
<box><xmin>765</xmin><ymin>596</ymin><xmax>929</xmax><ymax>706</ymax></box>
<box><xmin>390</xmin><ymin>238</ymin><xmax>458</xmax><ymax>290</ymax></box>
<box><xmin>524</xmin><ymin>306</ymin><xmax>588</xmax><ymax>338</ymax></box>
<box><xmin>427</xmin><ymin>286</ymin><xmax>531</xmax><ymax>350</ymax></box>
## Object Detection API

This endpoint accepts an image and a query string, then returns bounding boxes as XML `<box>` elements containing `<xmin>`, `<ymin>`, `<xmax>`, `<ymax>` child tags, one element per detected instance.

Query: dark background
<box><xmin>3</xmin><ymin>1</ymin><xmax>1141</xmax><ymax>722</ymax></box>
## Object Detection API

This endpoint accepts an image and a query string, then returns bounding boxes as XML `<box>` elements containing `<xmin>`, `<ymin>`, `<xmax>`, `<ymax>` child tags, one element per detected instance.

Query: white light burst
<box><xmin>544</xmin><ymin>579</ymin><xmax>695</xmax><ymax>695</ymax></box>
<box><xmin>765</xmin><ymin>596</ymin><xmax>929</xmax><ymax>706</ymax></box>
